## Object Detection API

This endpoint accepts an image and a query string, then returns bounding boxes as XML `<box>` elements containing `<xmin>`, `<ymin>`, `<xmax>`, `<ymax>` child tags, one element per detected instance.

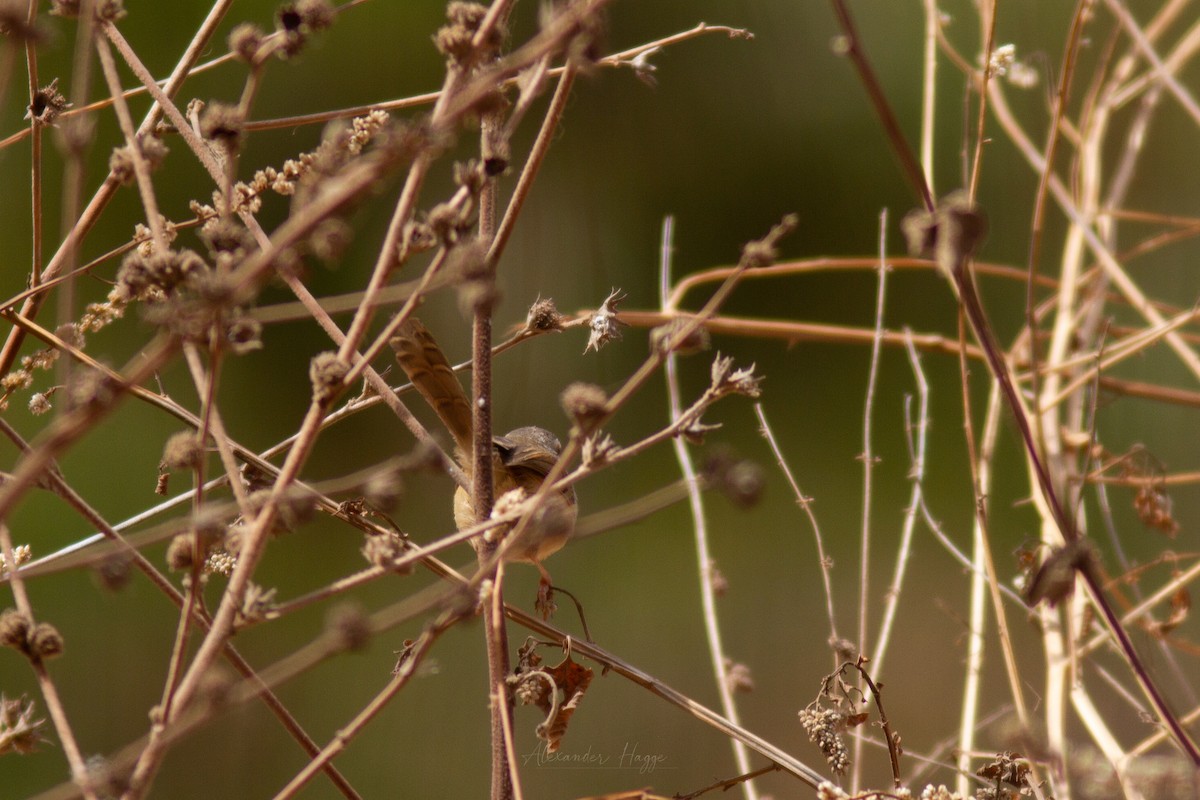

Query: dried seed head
<box><xmin>50</xmin><ymin>0</ymin><xmax>125</xmax><ymax>20</ymax></box>
<box><xmin>309</xmin><ymin>218</ymin><xmax>353</xmax><ymax>264</ymax></box>
<box><xmin>309</xmin><ymin>351</ymin><xmax>349</xmax><ymax>403</ymax></box>
<box><xmin>361</xmin><ymin>531</ymin><xmax>411</xmax><ymax>573</ymax></box>
<box><xmin>561</xmin><ymin>382</ymin><xmax>607</xmax><ymax>433</ymax></box>
<box><xmin>710</xmin><ymin>354</ymin><xmax>762</xmax><ymax>398</ymax></box>
<box><xmin>109</xmin><ymin>135</ymin><xmax>168</xmax><ymax>184</ymax></box>
<box><xmin>200</xmin><ymin>102</ymin><xmax>244</xmax><ymax>148</ymax></box>
<box><xmin>0</xmin><ymin>545</ymin><xmax>32</xmax><ymax>575</ymax></box>
<box><xmin>650</xmin><ymin>318</ymin><xmax>710</xmax><ymax>356</ymax></box>
<box><xmin>293</xmin><ymin>0</ymin><xmax>334</xmax><ymax>31</ymax></box>
<box><xmin>165</xmin><ymin>533</ymin><xmax>197</xmax><ymax>572</ymax></box>
<box><xmin>526</xmin><ymin>297</ymin><xmax>565</xmax><ymax>333</ymax></box>
<box><xmin>326</xmin><ymin>602</ymin><xmax>371</xmax><ymax>652</ymax></box>
<box><xmin>228</xmin><ymin>22</ymin><xmax>265</xmax><ymax>62</ymax></box>
<box><xmin>0</xmin><ymin>4</ymin><xmax>42</xmax><ymax>41</ymax></box>
<box><xmin>0</xmin><ymin>609</ymin><xmax>31</xmax><ymax>651</ymax></box>
<box><xmin>28</xmin><ymin>623</ymin><xmax>63</xmax><ymax>660</ymax></box>
<box><xmin>363</xmin><ymin>467</ymin><xmax>404</xmax><ymax>511</ymax></box>
<box><xmin>225</xmin><ymin>314</ymin><xmax>263</xmax><ymax>355</ymax></box>
<box><xmin>799</xmin><ymin>706</ymin><xmax>850</xmax><ymax>775</ymax></box>
<box><xmin>703</xmin><ymin>450</ymin><xmax>765</xmax><ymax>508</ymax></box>
<box><xmin>435</xmin><ymin>2</ymin><xmax>504</xmax><ymax>67</ymax></box>
<box><xmin>425</xmin><ymin>201</ymin><xmax>472</xmax><ymax>246</ymax></box>
<box><xmin>28</xmin><ymin>392</ymin><xmax>51</xmax><ymax>416</ymax></box>
<box><xmin>725</xmin><ymin>661</ymin><xmax>754</xmax><ymax>693</ymax></box>
<box><xmin>901</xmin><ymin>191</ymin><xmax>987</xmax><ymax>282</ymax></box>
<box><xmin>584</xmin><ymin>289</ymin><xmax>626</xmax><ymax>353</ymax></box>
<box><xmin>453</xmin><ymin>159</ymin><xmax>488</xmax><ymax>196</ymax></box>
<box><xmin>581</xmin><ymin>433</ymin><xmax>616</xmax><ymax>467</ymax></box>
<box><xmin>26</xmin><ymin>79</ymin><xmax>70</xmax><ymax>126</ymax></box>
<box><xmin>0</xmin><ymin>694</ymin><xmax>47</xmax><ymax>755</ymax></box>
<box><xmin>236</xmin><ymin>583</ymin><xmax>278</xmax><ymax>626</ymax></box>
<box><xmin>94</xmin><ymin>552</ymin><xmax>133</xmax><ymax>593</ymax></box>
<box><xmin>161</xmin><ymin>431</ymin><xmax>204</xmax><ymax>471</ymax></box>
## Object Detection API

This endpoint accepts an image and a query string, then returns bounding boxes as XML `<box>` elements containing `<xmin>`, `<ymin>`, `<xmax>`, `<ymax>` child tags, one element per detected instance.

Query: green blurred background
<box><xmin>1</xmin><ymin>1</ymin><xmax>1196</xmax><ymax>797</ymax></box>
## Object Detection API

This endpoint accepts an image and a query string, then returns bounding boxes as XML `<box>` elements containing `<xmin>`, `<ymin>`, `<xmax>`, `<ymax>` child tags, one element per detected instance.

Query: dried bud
<box><xmin>309</xmin><ymin>351</ymin><xmax>349</xmax><ymax>403</ymax></box>
<box><xmin>561</xmin><ymin>382</ymin><xmax>607</xmax><ymax>433</ymax></box>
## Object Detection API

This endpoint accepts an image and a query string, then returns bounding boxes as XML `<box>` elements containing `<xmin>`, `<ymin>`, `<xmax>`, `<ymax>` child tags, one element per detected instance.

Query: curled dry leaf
<box><xmin>532</xmin><ymin>652</ymin><xmax>592</xmax><ymax>753</ymax></box>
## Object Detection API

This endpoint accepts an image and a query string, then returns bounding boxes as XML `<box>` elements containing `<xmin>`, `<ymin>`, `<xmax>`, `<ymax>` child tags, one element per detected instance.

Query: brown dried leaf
<box><xmin>540</xmin><ymin>654</ymin><xmax>593</xmax><ymax>753</ymax></box>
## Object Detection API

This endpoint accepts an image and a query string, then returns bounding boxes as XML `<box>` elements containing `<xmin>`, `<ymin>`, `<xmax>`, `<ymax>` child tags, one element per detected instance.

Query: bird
<box><xmin>389</xmin><ymin>318</ymin><xmax>576</xmax><ymax>590</ymax></box>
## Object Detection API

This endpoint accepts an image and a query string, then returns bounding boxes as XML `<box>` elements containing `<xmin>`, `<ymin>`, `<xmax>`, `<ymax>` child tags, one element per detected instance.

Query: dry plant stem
<box><xmin>0</xmin><ymin>522</ymin><xmax>98</xmax><ymax>800</ymax></box>
<box><xmin>93</xmin><ymin>35</ymin><xmax>167</xmax><ymax>249</ymax></box>
<box><xmin>965</xmin><ymin>0</ymin><xmax>997</xmax><ymax>199</ymax></box>
<box><xmin>1023</xmin><ymin>0</ymin><xmax>1091</xmax><ymax>436</ymax></box>
<box><xmin>680</xmin><ymin>764</ymin><xmax>783</xmax><ymax>800</ymax></box>
<box><xmin>659</xmin><ymin>217</ymin><xmax>757</xmax><ymax>800</ymax></box>
<box><xmin>0</xmin><ymin>0</ymin><xmax>236</xmax><ymax>378</ymax></box>
<box><xmin>1104</xmin><ymin>0</ymin><xmax>1200</xmax><ymax>125</ymax></box>
<box><xmin>870</xmin><ymin>331</ymin><xmax>929</xmax><ymax>681</ymax></box>
<box><xmin>828</xmin><ymin>0</ymin><xmax>933</xmax><ymax>212</ymax></box>
<box><xmin>955</xmin><ymin>306</ymin><xmax>1037</xmax><ymax>728</ymax></box>
<box><xmin>956</xmin><ymin>385</ymin><xmax>1002</xmax><ymax>798</ymax></box>
<box><xmin>754</xmin><ymin>405</ymin><xmax>839</xmax><ymax>645</ymax></box>
<box><xmin>25</xmin><ymin>28</ymin><xmax>43</xmax><ymax>303</ymax></box>
<box><xmin>919</xmin><ymin>0</ymin><xmax>938</xmax><ymax>192</ymax></box>
<box><xmin>850</xmin><ymin>211</ymin><xmax>888</xmax><ymax>792</ymax></box>
<box><xmin>488</xmin><ymin>60</ymin><xmax>577</xmax><ymax>264</ymax></box>
<box><xmin>475</xmin><ymin>83</ymin><xmax>511</xmax><ymax>800</ymax></box>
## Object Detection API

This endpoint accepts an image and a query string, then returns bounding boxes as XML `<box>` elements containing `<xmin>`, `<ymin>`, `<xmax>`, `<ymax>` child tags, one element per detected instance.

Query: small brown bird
<box><xmin>390</xmin><ymin>318</ymin><xmax>576</xmax><ymax>586</ymax></box>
